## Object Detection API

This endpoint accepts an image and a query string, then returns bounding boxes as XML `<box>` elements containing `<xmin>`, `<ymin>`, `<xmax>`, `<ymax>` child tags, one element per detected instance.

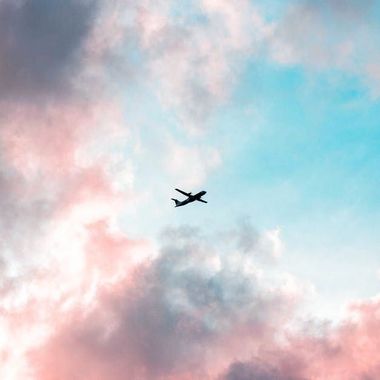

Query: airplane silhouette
<box><xmin>171</xmin><ymin>188</ymin><xmax>207</xmax><ymax>207</ymax></box>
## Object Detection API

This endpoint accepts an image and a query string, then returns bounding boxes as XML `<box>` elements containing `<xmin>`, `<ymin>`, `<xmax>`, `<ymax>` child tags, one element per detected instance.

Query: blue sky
<box><xmin>191</xmin><ymin>61</ymin><xmax>380</xmax><ymax>318</ymax></box>
<box><xmin>224</xmin><ymin>60</ymin><xmax>380</xmax><ymax>318</ymax></box>
<box><xmin>120</xmin><ymin>40</ymin><xmax>380</xmax><ymax>320</ymax></box>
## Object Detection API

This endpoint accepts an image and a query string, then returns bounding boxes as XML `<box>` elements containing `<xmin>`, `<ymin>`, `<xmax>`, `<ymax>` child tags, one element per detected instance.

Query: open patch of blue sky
<box><xmin>203</xmin><ymin>60</ymin><xmax>380</xmax><ymax>319</ymax></box>
<box><xmin>113</xmin><ymin>3</ymin><xmax>380</xmax><ymax>319</ymax></box>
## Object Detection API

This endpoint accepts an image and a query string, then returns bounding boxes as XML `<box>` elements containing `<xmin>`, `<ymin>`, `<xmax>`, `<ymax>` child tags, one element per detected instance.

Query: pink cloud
<box><xmin>24</xmin><ymin>221</ymin><xmax>380</xmax><ymax>380</ymax></box>
<box><xmin>220</xmin><ymin>298</ymin><xmax>380</xmax><ymax>380</ymax></box>
<box><xmin>0</xmin><ymin>36</ymin><xmax>135</xmax><ymax>380</ymax></box>
<box><xmin>267</xmin><ymin>0</ymin><xmax>380</xmax><ymax>95</ymax></box>
<box><xmin>27</xmin><ymin>224</ymin><xmax>302</xmax><ymax>379</ymax></box>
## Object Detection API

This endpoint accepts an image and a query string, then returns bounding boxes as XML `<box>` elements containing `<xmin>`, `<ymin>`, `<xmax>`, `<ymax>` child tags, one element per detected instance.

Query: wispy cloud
<box><xmin>267</xmin><ymin>0</ymin><xmax>380</xmax><ymax>96</ymax></box>
<box><xmin>135</xmin><ymin>0</ymin><xmax>265</xmax><ymax>132</ymax></box>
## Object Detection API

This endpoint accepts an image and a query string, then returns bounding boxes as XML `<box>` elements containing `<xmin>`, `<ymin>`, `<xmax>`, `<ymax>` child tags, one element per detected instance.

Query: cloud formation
<box><xmin>0</xmin><ymin>0</ymin><xmax>99</xmax><ymax>101</ymax></box>
<box><xmin>135</xmin><ymin>0</ymin><xmax>266</xmax><ymax>131</ymax></box>
<box><xmin>26</xmin><ymin>223</ymin><xmax>380</xmax><ymax>380</ymax></box>
<box><xmin>220</xmin><ymin>298</ymin><xmax>380</xmax><ymax>380</ymax></box>
<box><xmin>268</xmin><ymin>0</ymin><xmax>380</xmax><ymax>95</ymax></box>
<box><xmin>164</xmin><ymin>138</ymin><xmax>221</xmax><ymax>188</ymax></box>
<box><xmin>0</xmin><ymin>100</ymin><xmax>133</xmax><ymax>379</ymax></box>
<box><xmin>0</xmin><ymin>1</ymin><xmax>379</xmax><ymax>379</ymax></box>
<box><xmin>29</xmin><ymin>223</ymin><xmax>302</xmax><ymax>380</ymax></box>
<box><xmin>0</xmin><ymin>2</ymin><xmax>134</xmax><ymax>377</ymax></box>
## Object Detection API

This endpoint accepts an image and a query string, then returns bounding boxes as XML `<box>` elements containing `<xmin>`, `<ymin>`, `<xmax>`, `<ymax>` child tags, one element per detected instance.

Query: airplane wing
<box><xmin>197</xmin><ymin>199</ymin><xmax>207</xmax><ymax>203</ymax></box>
<box><xmin>175</xmin><ymin>188</ymin><xmax>191</xmax><ymax>196</ymax></box>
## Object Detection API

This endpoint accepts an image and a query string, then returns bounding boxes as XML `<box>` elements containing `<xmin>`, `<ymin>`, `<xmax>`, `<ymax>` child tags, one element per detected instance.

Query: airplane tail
<box><xmin>171</xmin><ymin>198</ymin><xmax>180</xmax><ymax>207</ymax></box>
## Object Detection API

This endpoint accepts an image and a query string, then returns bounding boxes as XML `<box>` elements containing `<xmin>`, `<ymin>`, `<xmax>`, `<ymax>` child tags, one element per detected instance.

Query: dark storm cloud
<box><xmin>0</xmin><ymin>0</ymin><xmax>98</xmax><ymax>100</ymax></box>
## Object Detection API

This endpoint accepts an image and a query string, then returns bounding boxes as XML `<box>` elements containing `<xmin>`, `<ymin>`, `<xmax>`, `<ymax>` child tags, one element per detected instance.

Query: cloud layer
<box><xmin>27</xmin><ymin>224</ymin><xmax>380</xmax><ymax>380</ymax></box>
<box><xmin>30</xmin><ymin>224</ymin><xmax>302</xmax><ymax>380</ymax></box>
<box><xmin>0</xmin><ymin>1</ymin><xmax>379</xmax><ymax>379</ymax></box>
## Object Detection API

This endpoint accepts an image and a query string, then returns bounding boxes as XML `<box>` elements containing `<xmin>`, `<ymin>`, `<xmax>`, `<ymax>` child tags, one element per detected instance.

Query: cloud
<box><xmin>0</xmin><ymin>0</ymin><xmax>99</xmax><ymax>101</ymax></box>
<box><xmin>0</xmin><ymin>3</ymin><xmax>135</xmax><ymax>377</ymax></box>
<box><xmin>0</xmin><ymin>99</ymin><xmax>126</xmax><ymax>254</ymax></box>
<box><xmin>0</xmin><ymin>1</ymin><xmax>379</xmax><ymax>379</ymax></box>
<box><xmin>267</xmin><ymin>0</ymin><xmax>380</xmax><ymax>95</ymax></box>
<box><xmin>219</xmin><ymin>297</ymin><xmax>380</xmax><ymax>380</ymax></box>
<box><xmin>220</xmin><ymin>360</ymin><xmax>303</xmax><ymax>380</ymax></box>
<box><xmin>0</xmin><ymin>97</ymin><xmax>136</xmax><ymax>378</ymax></box>
<box><xmin>29</xmin><ymin>223</ymin><xmax>302</xmax><ymax>380</ymax></box>
<box><xmin>27</xmin><ymin>221</ymin><xmax>380</xmax><ymax>380</ymax></box>
<box><xmin>230</xmin><ymin>218</ymin><xmax>282</xmax><ymax>259</ymax></box>
<box><xmin>119</xmin><ymin>0</ymin><xmax>380</xmax><ymax>130</ymax></box>
<box><xmin>164</xmin><ymin>137</ymin><xmax>221</xmax><ymax>188</ymax></box>
<box><xmin>135</xmin><ymin>0</ymin><xmax>267</xmax><ymax>132</ymax></box>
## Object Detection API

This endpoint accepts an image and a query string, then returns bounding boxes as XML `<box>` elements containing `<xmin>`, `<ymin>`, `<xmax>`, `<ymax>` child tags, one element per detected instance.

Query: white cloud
<box><xmin>164</xmin><ymin>137</ymin><xmax>221</xmax><ymax>188</ymax></box>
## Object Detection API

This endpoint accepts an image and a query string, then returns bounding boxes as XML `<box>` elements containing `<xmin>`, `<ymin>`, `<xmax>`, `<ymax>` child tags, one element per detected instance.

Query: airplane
<box><xmin>171</xmin><ymin>188</ymin><xmax>207</xmax><ymax>207</ymax></box>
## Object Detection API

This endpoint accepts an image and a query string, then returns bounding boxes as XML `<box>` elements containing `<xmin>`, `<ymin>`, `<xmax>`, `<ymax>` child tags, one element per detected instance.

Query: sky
<box><xmin>0</xmin><ymin>0</ymin><xmax>380</xmax><ymax>379</ymax></box>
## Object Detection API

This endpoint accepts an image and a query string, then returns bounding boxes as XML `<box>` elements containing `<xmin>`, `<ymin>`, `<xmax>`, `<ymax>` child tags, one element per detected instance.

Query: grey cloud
<box><xmin>233</xmin><ymin>218</ymin><xmax>260</xmax><ymax>255</ymax></box>
<box><xmin>220</xmin><ymin>218</ymin><xmax>279</xmax><ymax>261</ymax></box>
<box><xmin>0</xmin><ymin>163</ymin><xmax>50</xmax><ymax>252</ymax></box>
<box><xmin>0</xmin><ymin>0</ymin><xmax>98</xmax><ymax>101</ymax></box>
<box><xmin>31</xmin><ymin>223</ymin><xmax>298</xmax><ymax>379</ymax></box>
<box><xmin>222</xmin><ymin>361</ymin><xmax>282</xmax><ymax>380</ymax></box>
<box><xmin>99</xmin><ymin>226</ymin><xmax>282</xmax><ymax>375</ymax></box>
<box><xmin>221</xmin><ymin>360</ymin><xmax>304</xmax><ymax>380</ymax></box>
